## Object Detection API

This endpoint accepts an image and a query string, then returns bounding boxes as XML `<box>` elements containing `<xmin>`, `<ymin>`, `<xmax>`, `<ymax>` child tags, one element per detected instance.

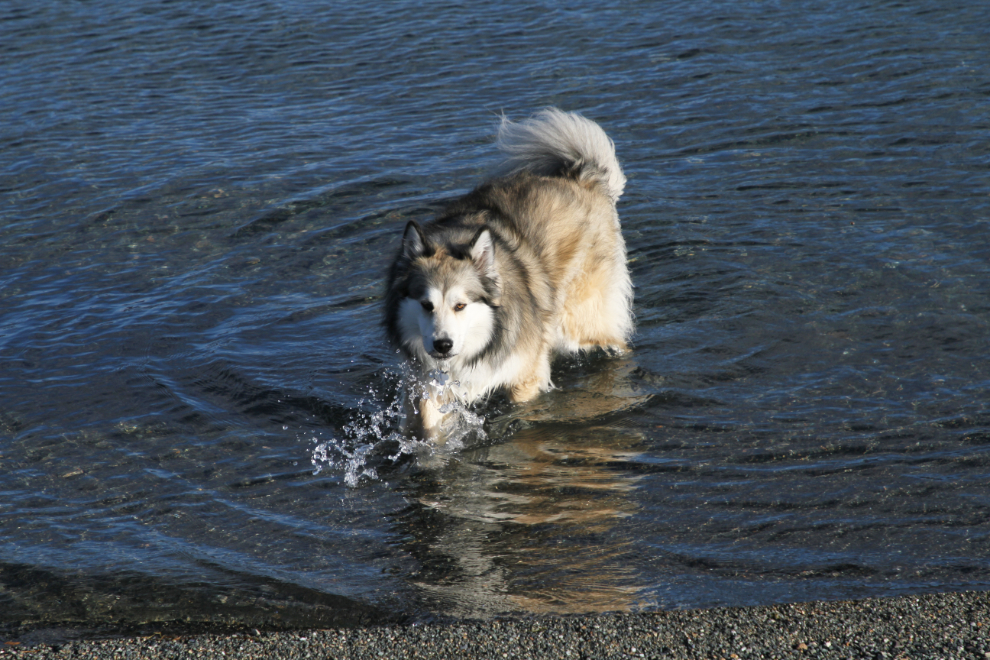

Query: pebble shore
<box><xmin>2</xmin><ymin>591</ymin><xmax>987</xmax><ymax>659</ymax></box>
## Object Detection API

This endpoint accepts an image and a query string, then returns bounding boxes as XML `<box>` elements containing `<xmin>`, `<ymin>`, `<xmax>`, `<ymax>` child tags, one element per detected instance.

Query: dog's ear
<box><xmin>470</xmin><ymin>227</ymin><xmax>502</xmax><ymax>304</ymax></box>
<box><xmin>402</xmin><ymin>221</ymin><xmax>426</xmax><ymax>261</ymax></box>
<box><xmin>469</xmin><ymin>228</ymin><xmax>496</xmax><ymax>275</ymax></box>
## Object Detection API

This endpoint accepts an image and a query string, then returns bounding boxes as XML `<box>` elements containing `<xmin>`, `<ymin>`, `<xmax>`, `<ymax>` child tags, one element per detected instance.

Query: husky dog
<box><xmin>383</xmin><ymin>108</ymin><xmax>633</xmax><ymax>440</ymax></box>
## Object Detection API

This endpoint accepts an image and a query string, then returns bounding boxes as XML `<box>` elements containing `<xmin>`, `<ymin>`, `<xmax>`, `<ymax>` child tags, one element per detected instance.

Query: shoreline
<box><xmin>2</xmin><ymin>590</ymin><xmax>987</xmax><ymax>659</ymax></box>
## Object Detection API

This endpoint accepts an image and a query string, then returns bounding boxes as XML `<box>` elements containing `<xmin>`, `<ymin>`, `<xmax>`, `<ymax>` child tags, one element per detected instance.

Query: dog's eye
<box><xmin>453</xmin><ymin>303</ymin><xmax>466</xmax><ymax>312</ymax></box>
<box><xmin>420</xmin><ymin>301</ymin><xmax>434</xmax><ymax>312</ymax></box>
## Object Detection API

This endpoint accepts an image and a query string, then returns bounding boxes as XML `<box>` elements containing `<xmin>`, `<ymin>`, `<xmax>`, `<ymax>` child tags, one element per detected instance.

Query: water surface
<box><xmin>2</xmin><ymin>0</ymin><xmax>989</xmax><ymax>634</ymax></box>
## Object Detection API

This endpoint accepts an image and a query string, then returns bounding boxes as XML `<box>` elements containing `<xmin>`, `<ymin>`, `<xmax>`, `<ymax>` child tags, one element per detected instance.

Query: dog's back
<box><xmin>487</xmin><ymin>109</ymin><xmax>633</xmax><ymax>353</ymax></box>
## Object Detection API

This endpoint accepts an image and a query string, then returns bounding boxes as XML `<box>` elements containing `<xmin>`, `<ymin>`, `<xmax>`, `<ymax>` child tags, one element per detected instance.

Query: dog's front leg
<box><xmin>509</xmin><ymin>346</ymin><xmax>553</xmax><ymax>402</ymax></box>
<box><xmin>410</xmin><ymin>369</ymin><xmax>455</xmax><ymax>443</ymax></box>
<box><xmin>417</xmin><ymin>395</ymin><xmax>448</xmax><ymax>443</ymax></box>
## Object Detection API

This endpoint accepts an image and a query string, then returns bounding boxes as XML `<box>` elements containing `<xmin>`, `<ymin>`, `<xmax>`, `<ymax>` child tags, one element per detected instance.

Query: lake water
<box><xmin>2</xmin><ymin>0</ymin><xmax>989</xmax><ymax>635</ymax></box>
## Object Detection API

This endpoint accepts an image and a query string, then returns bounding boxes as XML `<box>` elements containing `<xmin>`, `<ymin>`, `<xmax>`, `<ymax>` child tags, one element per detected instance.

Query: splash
<box><xmin>310</xmin><ymin>366</ymin><xmax>486</xmax><ymax>486</ymax></box>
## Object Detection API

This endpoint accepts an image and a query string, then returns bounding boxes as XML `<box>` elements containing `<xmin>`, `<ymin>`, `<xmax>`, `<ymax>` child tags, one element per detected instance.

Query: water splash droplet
<box><xmin>309</xmin><ymin>366</ymin><xmax>486</xmax><ymax>486</ymax></box>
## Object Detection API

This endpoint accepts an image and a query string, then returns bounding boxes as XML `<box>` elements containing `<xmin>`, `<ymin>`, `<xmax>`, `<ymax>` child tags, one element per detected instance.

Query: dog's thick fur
<box><xmin>383</xmin><ymin>108</ymin><xmax>633</xmax><ymax>439</ymax></box>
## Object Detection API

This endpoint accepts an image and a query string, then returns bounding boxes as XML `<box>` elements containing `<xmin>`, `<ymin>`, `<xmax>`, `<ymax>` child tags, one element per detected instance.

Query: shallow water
<box><xmin>2</xmin><ymin>0</ymin><xmax>989</xmax><ymax>631</ymax></box>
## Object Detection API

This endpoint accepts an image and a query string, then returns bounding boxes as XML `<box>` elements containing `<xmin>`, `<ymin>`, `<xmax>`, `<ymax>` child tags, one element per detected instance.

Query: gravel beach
<box><xmin>2</xmin><ymin>591</ymin><xmax>987</xmax><ymax>659</ymax></box>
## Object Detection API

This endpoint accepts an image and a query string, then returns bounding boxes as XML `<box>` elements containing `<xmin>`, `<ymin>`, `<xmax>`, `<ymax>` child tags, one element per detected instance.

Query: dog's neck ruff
<box><xmin>408</xmin><ymin>347</ymin><xmax>514</xmax><ymax>404</ymax></box>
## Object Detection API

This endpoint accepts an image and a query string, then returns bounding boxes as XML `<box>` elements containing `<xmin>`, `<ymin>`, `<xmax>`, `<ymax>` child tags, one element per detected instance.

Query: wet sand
<box><xmin>2</xmin><ymin>591</ymin><xmax>988</xmax><ymax>659</ymax></box>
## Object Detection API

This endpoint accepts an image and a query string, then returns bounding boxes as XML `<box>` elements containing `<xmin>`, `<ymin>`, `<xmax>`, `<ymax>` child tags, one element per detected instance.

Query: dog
<box><xmin>383</xmin><ymin>108</ymin><xmax>633</xmax><ymax>440</ymax></box>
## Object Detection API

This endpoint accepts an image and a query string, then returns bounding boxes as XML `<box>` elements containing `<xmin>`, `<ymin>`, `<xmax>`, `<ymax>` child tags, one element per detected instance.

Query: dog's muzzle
<box><xmin>431</xmin><ymin>337</ymin><xmax>454</xmax><ymax>357</ymax></box>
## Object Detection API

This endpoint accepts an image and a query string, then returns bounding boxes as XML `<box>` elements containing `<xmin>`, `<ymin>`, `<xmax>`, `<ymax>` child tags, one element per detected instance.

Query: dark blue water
<box><xmin>2</xmin><ymin>0</ymin><xmax>989</xmax><ymax>634</ymax></box>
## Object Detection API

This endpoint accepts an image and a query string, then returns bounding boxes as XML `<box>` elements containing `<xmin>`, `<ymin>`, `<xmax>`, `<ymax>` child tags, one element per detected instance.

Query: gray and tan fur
<box><xmin>383</xmin><ymin>108</ymin><xmax>633</xmax><ymax>439</ymax></box>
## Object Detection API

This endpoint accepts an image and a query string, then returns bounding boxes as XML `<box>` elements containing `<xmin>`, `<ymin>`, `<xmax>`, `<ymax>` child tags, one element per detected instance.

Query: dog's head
<box><xmin>392</xmin><ymin>220</ymin><xmax>501</xmax><ymax>364</ymax></box>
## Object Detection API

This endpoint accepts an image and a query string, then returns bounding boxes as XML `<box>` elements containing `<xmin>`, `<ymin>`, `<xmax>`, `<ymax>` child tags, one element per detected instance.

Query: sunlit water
<box><xmin>2</xmin><ymin>0</ymin><xmax>989</xmax><ymax>635</ymax></box>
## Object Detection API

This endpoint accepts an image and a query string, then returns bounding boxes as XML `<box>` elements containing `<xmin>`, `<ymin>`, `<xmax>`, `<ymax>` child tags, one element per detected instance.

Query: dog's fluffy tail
<box><xmin>497</xmin><ymin>108</ymin><xmax>626</xmax><ymax>203</ymax></box>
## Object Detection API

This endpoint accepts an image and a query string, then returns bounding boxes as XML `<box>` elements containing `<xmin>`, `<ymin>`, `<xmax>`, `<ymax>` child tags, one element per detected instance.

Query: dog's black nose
<box><xmin>434</xmin><ymin>338</ymin><xmax>453</xmax><ymax>355</ymax></box>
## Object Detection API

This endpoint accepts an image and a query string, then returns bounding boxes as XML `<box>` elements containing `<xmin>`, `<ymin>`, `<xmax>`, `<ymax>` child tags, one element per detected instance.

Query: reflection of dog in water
<box><xmin>400</xmin><ymin>422</ymin><xmax>647</xmax><ymax>617</ymax></box>
<box><xmin>383</xmin><ymin>109</ymin><xmax>633</xmax><ymax>440</ymax></box>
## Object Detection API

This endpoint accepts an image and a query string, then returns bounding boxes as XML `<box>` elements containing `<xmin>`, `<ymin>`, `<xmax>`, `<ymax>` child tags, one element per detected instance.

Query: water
<box><xmin>2</xmin><ymin>0</ymin><xmax>989</xmax><ymax>634</ymax></box>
